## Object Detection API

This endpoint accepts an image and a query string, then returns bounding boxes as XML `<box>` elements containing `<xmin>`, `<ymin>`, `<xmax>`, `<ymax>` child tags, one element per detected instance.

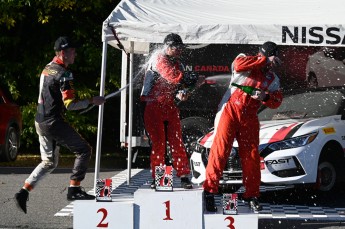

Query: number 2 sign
<box><xmin>73</xmin><ymin>201</ymin><xmax>133</xmax><ymax>229</ymax></box>
<box><xmin>96</xmin><ymin>208</ymin><xmax>109</xmax><ymax>228</ymax></box>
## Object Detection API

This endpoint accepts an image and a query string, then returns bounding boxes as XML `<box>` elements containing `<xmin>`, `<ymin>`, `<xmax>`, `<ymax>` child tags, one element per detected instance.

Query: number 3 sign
<box><xmin>204</xmin><ymin>213</ymin><xmax>258</xmax><ymax>229</ymax></box>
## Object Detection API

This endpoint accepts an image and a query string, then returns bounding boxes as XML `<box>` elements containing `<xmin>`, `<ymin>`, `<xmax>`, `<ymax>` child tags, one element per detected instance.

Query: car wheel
<box><xmin>316</xmin><ymin>161</ymin><xmax>336</xmax><ymax>192</ymax></box>
<box><xmin>307</xmin><ymin>72</ymin><xmax>318</xmax><ymax>88</ymax></box>
<box><xmin>1</xmin><ymin>126</ymin><xmax>20</xmax><ymax>162</ymax></box>
<box><xmin>181</xmin><ymin>117</ymin><xmax>211</xmax><ymax>156</ymax></box>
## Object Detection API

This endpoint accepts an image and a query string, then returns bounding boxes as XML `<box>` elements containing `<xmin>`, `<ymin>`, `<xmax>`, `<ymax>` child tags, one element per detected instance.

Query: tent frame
<box><xmin>94</xmin><ymin>40</ymin><xmax>135</xmax><ymax>189</ymax></box>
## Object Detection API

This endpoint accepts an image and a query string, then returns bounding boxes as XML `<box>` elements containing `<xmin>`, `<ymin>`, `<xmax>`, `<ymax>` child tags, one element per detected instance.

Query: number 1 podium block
<box><xmin>134</xmin><ymin>188</ymin><xmax>203</xmax><ymax>229</ymax></box>
<box><xmin>73</xmin><ymin>200</ymin><xmax>133</xmax><ymax>229</ymax></box>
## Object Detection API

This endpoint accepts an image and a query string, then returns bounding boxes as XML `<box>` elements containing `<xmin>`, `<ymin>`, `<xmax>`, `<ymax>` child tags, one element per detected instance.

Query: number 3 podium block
<box><xmin>73</xmin><ymin>200</ymin><xmax>133</xmax><ymax>229</ymax></box>
<box><xmin>204</xmin><ymin>206</ymin><xmax>258</xmax><ymax>229</ymax></box>
<box><xmin>134</xmin><ymin>188</ymin><xmax>203</xmax><ymax>229</ymax></box>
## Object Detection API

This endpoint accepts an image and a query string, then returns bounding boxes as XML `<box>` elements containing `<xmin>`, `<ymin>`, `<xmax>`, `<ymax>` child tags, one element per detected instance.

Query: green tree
<box><xmin>0</xmin><ymin>0</ymin><xmax>122</xmax><ymax>151</ymax></box>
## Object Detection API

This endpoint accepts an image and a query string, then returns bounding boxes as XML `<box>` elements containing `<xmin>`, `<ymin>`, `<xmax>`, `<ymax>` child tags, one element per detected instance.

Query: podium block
<box><xmin>134</xmin><ymin>188</ymin><xmax>203</xmax><ymax>229</ymax></box>
<box><xmin>73</xmin><ymin>200</ymin><xmax>133</xmax><ymax>229</ymax></box>
<box><xmin>204</xmin><ymin>206</ymin><xmax>258</xmax><ymax>229</ymax></box>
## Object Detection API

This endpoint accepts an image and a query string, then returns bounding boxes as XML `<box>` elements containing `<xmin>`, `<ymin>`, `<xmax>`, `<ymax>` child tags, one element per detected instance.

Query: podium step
<box><xmin>135</xmin><ymin>188</ymin><xmax>259</xmax><ymax>229</ymax></box>
<box><xmin>74</xmin><ymin>200</ymin><xmax>134</xmax><ymax>229</ymax></box>
<box><xmin>134</xmin><ymin>188</ymin><xmax>204</xmax><ymax>228</ymax></box>
<box><xmin>73</xmin><ymin>187</ymin><xmax>259</xmax><ymax>229</ymax></box>
<box><xmin>69</xmin><ymin>169</ymin><xmax>345</xmax><ymax>229</ymax></box>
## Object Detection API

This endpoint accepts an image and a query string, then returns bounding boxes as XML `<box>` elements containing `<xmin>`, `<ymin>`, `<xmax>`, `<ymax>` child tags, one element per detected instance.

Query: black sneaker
<box><xmin>67</xmin><ymin>186</ymin><xmax>95</xmax><ymax>201</ymax></box>
<box><xmin>180</xmin><ymin>177</ymin><xmax>193</xmax><ymax>189</ymax></box>
<box><xmin>14</xmin><ymin>189</ymin><xmax>29</xmax><ymax>214</ymax></box>
<box><xmin>150</xmin><ymin>180</ymin><xmax>156</xmax><ymax>189</ymax></box>
<box><xmin>204</xmin><ymin>191</ymin><xmax>217</xmax><ymax>212</ymax></box>
<box><xmin>248</xmin><ymin>197</ymin><xmax>262</xmax><ymax>212</ymax></box>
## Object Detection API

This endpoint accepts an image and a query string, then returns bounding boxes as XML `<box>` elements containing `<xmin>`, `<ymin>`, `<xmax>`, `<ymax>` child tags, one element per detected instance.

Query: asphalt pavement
<box><xmin>0</xmin><ymin>167</ymin><xmax>120</xmax><ymax>229</ymax></box>
<box><xmin>1</xmin><ymin>166</ymin><xmax>345</xmax><ymax>229</ymax></box>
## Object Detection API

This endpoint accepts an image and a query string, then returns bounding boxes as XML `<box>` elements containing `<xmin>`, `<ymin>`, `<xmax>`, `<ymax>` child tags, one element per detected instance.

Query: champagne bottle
<box><xmin>231</xmin><ymin>83</ymin><xmax>259</xmax><ymax>95</ymax></box>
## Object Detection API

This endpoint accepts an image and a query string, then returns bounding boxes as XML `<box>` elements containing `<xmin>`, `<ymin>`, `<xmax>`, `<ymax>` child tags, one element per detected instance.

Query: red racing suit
<box><xmin>203</xmin><ymin>54</ymin><xmax>283</xmax><ymax>198</ymax></box>
<box><xmin>141</xmin><ymin>52</ymin><xmax>190</xmax><ymax>178</ymax></box>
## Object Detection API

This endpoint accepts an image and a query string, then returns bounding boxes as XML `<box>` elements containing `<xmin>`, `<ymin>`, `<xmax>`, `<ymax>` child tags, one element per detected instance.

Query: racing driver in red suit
<box><xmin>203</xmin><ymin>41</ymin><xmax>283</xmax><ymax>212</ymax></box>
<box><xmin>141</xmin><ymin>33</ymin><xmax>200</xmax><ymax>189</ymax></box>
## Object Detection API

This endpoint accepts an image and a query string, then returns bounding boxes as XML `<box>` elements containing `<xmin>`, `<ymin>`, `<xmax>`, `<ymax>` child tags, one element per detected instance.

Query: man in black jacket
<box><xmin>15</xmin><ymin>36</ymin><xmax>105</xmax><ymax>214</ymax></box>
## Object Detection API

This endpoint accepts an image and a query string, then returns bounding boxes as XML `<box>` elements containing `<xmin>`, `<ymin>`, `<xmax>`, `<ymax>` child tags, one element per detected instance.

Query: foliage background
<box><xmin>0</xmin><ymin>0</ymin><xmax>123</xmax><ymax>153</ymax></box>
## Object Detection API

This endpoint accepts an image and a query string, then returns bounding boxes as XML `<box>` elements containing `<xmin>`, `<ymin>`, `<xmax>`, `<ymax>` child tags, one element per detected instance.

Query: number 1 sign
<box><xmin>134</xmin><ymin>189</ymin><xmax>203</xmax><ymax>229</ymax></box>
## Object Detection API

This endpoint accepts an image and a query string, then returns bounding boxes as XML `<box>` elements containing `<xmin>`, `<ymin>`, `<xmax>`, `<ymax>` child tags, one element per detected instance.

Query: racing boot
<box><xmin>67</xmin><ymin>186</ymin><xmax>95</xmax><ymax>201</ymax></box>
<box><xmin>14</xmin><ymin>188</ymin><xmax>29</xmax><ymax>214</ymax></box>
<box><xmin>180</xmin><ymin>176</ymin><xmax>193</xmax><ymax>189</ymax></box>
<box><xmin>204</xmin><ymin>190</ymin><xmax>217</xmax><ymax>212</ymax></box>
<box><xmin>248</xmin><ymin>197</ymin><xmax>262</xmax><ymax>213</ymax></box>
<box><xmin>150</xmin><ymin>180</ymin><xmax>156</xmax><ymax>189</ymax></box>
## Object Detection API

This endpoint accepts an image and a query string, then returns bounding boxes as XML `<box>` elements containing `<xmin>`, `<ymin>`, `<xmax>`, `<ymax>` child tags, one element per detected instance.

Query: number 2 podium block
<box><xmin>134</xmin><ymin>188</ymin><xmax>203</xmax><ymax>229</ymax></box>
<box><xmin>73</xmin><ymin>200</ymin><xmax>133</xmax><ymax>229</ymax></box>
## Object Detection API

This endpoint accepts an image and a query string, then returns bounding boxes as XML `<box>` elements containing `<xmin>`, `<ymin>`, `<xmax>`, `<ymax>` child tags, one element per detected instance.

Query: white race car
<box><xmin>190</xmin><ymin>87</ymin><xmax>345</xmax><ymax>192</ymax></box>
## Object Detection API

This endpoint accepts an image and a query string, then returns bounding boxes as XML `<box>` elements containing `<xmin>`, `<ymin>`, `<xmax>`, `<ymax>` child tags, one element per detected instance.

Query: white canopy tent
<box><xmin>94</xmin><ymin>0</ymin><xmax>345</xmax><ymax>188</ymax></box>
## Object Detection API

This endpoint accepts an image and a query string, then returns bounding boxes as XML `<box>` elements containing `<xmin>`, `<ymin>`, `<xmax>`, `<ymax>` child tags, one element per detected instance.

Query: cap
<box><xmin>163</xmin><ymin>33</ymin><xmax>185</xmax><ymax>48</ymax></box>
<box><xmin>259</xmin><ymin>41</ymin><xmax>278</xmax><ymax>57</ymax></box>
<box><xmin>54</xmin><ymin>36</ymin><xmax>76</xmax><ymax>51</ymax></box>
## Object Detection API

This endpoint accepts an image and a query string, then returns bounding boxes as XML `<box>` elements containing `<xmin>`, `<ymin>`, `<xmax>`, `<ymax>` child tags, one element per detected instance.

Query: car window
<box><xmin>258</xmin><ymin>90</ymin><xmax>343</xmax><ymax>121</ymax></box>
<box><xmin>323</xmin><ymin>48</ymin><xmax>345</xmax><ymax>62</ymax></box>
<box><xmin>332</xmin><ymin>49</ymin><xmax>345</xmax><ymax>62</ymax></box>
<box><xmin>0</xmin><ymin>86</ymin><xmax>15</xmax><ymax>103</ymax></box>
<box><xmin>0</xmin><ymin>89</ymin><xmax>5</xmax><ymax>104</ymax></box>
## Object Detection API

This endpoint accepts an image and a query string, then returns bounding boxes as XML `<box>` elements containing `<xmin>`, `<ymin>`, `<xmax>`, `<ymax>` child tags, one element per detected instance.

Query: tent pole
<box><xmin>93</xmin><ymin>41</ymin><xmax>107</xmax><ymax>191</ymax></box>
<box><xmin>127</xmin><ymin>41</ymin><xmax>134</xmax><ymax>185</ymax></box>
<box><xmin>120</xmin><ymin>51</ymin><xmax>128</xmax><ymax>155</ymax></box>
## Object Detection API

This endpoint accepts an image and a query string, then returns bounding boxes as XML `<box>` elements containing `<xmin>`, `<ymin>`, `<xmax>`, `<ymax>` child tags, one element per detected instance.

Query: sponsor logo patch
<box><xmin>48</xmin><ymin>69</ymin><xmax>57</xmax><ymax>75</ymax></box>
<box><xmin>322</xmin><ymin>127</ymin><xmax>335</xmax><ymax>134</ymax></box>
<box><xmin>193</xmin><ymin>161</ymin><xmax>201</xmax><ymax>166</ymax></box>
<box><xmin>266</xmin><ymin>157</ymin><xmax>292</xmax><ymax>165</ymax></box>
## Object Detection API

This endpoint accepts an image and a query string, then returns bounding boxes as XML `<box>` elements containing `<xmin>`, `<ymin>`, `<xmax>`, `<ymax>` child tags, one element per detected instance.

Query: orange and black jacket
<box><xmin>35</xmin><ymin>57</ymin><xmax>90</xmax><ymax>124</ymax></box>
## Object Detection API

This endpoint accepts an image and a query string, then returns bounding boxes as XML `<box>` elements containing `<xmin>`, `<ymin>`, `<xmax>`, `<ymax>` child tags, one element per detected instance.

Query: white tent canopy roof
<box><xmin>96</xmin><ymin>0</ymin><xmax>345</xmax><ymax>187</ymax></box>
<box><xmin>103</xmin><ymin>0</ymin><xmax>345</xmax><ymax>53</ymax></box>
